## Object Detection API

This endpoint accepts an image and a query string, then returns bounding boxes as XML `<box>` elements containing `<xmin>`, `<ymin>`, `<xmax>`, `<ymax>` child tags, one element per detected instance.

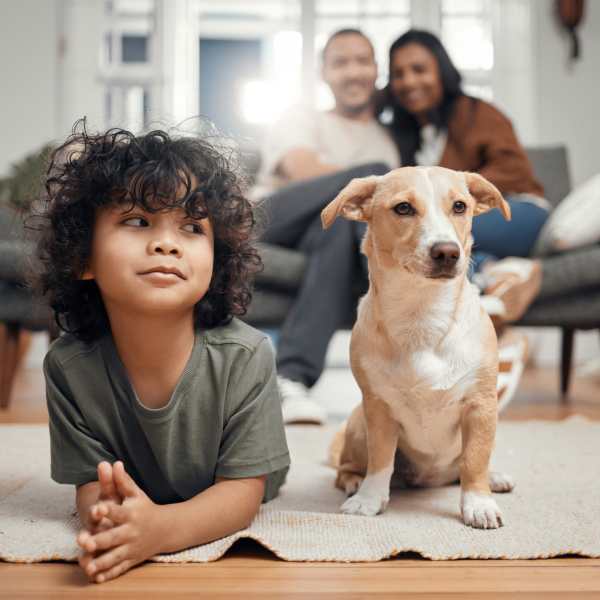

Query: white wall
<box><xmin>0</xmin><ymin>0</ymin><xmax>105</xmax><ymax>178</ymax></box>
<box><xmin>0</xmin><ymin>0</ymin><xmax>60</xmax><ymax>176</ymax></box>
<box><xmin>491</xmin><ymin>0</ymin><xmax>538</xmax><ymax>145</ymax></box>
<box><xmin>59</xmin><ymin>0</ymin><xmax>105</xmax><ymax>135</ymax></box>
<box><xmin>533</xmin><ymin>0</ymin><xmax>600</xmax><ymax>186</ymax></box>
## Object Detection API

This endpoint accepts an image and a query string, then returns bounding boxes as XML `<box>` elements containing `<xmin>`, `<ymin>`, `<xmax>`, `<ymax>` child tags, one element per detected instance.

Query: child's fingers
<box><xmin>84</xmin><ymin>544</ymin><xmax>129</xmax><ymax>579</ymax></box>
<box><xmin>94</xmin><ymin>501</ymin><xmax>130</xmax><ymax>526</ymax></box>
<box><xmin>80</xmin><ymin>524</ymin><xmax>131</xmax><ymax>554</ymax></box>
<box><xmin>90</xmin><ymin>516</ymin><xmax>115</xmax><ymax>534</ymax></box>
<box><xmin>112</xmin><ymin>461</ymin><xmax>139</xmax><ymax>498</ymax></box>
<box><xmin>97</xmin><ymin>462</ymin><xmax>117</xmax><ymax>501</ymax></box>
<box><xmin>90</xmin><ymin>502</ymin><xmax>110</xmax><ymax>523</ymax></box>
<box><xmin>77</xmin><ymin>530</ymin><xmax>92</xmax><ymax>549</ymax></box>
<box><xmin>78</xmin><ymin>550</ymin><xmax>95</xmax><ymax>571</ymax></box>
<box><xmin>94</xmin><ymin>559</ymin><xmax>135</xmax><ymax>584</ymax></box>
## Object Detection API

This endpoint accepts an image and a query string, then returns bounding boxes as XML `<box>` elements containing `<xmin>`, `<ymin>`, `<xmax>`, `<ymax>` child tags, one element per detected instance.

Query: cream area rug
<box><xmin>1</xmin><ymin>419</ymin><xmax>599</xmax><ymax>563</ymax></box>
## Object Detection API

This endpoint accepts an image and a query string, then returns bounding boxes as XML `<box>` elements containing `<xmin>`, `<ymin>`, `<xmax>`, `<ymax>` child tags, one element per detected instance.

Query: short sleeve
<box><xmin>474</xmin><ymin>103</ymin><xmax>542</xmax><ymax>197</ymax></box>
<box><xmin>44</xmin><ymin>352</ymin><xmax>116</xmax><ymax>486</ymax></box>
<box><xmin>216</xmin><ymin>338</ymin><xmax>290</xmax><ymax>482</ymax></box>
<box><xmin>259</xmin><ymin>108</ymin><xmax>319</xmax><ymax>178</ymax></box>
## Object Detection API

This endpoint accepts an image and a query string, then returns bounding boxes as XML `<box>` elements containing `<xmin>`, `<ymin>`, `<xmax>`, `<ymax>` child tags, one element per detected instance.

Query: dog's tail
<box><xmin>327</xmin><ymin>421</ymin><xmax>348</xmax><ymax>468</ymax></box>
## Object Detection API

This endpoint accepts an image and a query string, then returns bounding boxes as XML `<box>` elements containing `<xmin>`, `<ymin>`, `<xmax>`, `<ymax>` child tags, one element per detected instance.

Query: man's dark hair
<box><xmin>32</xmin><ymin>119</ymin><xmax>261</xmax><ymax>342</ymax></box>
<box><xmin>321</xmin><ymin>28</ymin><xmax>375</xmax><ymax>63</ymax></box>
<box><xmin>380</xmin><ymin>29</ymin><xmax>464</xmax><ymax>166</ymax></box>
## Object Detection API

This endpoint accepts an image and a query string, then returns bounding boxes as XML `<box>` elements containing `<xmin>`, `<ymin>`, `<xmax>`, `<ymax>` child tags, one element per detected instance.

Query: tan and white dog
<box><xmin>322</xmin><ymin>166</ymin><xmax>515</xmax><ymax>529</ymax></box>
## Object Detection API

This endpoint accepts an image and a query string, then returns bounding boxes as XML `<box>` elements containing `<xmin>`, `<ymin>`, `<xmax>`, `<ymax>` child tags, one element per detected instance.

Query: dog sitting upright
<box><xmin>322</xmin><ymin>166</ymin><xmax>515</xmax><ymax>529</ymax></box>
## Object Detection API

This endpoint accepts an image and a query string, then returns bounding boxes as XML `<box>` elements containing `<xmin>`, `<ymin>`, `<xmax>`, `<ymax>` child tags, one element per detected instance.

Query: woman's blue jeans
<box><xmin>470</xmin><ymin>194</ymin><xmax>550</xmax><ymax>274</ymax></box>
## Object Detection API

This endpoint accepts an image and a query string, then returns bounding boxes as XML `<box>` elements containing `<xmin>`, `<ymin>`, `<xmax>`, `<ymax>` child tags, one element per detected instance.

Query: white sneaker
<box><xmin>277</xmin><ymin>376</ymin><xmax>327</xmax><ymax>425</ymax></box>
<box><xmin>496</xmin><ymin>329</ymin><xmax>529</xmax><ymax>414</ymax></box>
<box><xmin>482</xmin><ymin>258</ymin><xmax>542</xmax><ymax>322</ymax></box>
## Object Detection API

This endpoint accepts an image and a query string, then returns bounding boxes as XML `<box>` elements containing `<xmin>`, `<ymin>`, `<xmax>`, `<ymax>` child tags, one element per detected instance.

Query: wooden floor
<box><xmin>1</xmin><ymin>358</ymin><xmax>600</xmax><ymax>599</ymax></box>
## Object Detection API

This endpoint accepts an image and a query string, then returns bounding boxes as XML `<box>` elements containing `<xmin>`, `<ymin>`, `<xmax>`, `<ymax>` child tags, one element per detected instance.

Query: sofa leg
<box><xmin>560</xmin><ymin>328</ymin><xmax>575</xmax><ymax>403</ymax></box>
<box><xmin>0</xmin><ymin>323</ymin><xmax>22</xmax><ymax>410</ymax></box>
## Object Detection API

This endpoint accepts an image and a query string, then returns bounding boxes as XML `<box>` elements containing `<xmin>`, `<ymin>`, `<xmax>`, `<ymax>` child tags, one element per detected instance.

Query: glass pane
<box><xmin>122</xmin><ymin>34</ymin><xmax>148</xmax><ymax>63</ymax></box>
<box><xmin>114</xmin><ymin>0</ymin><xmax>154</xmax><ymax>15</ymax></box>
<box><xmin>442</xmin><ymin>16</ymin><xmax>493</xmax><ymax>71</ymax></box>
<box><xmin>197</xmin><ymin>0</ymin><xmax>300</xmax><ymax>21</ymax></box>
<box><xmin>196</xmin><ymin>1</ymin><xmax>302</xmax><ymax>133</ymax></box>
<box><xmin>317</xmin><ymin>0</ymin><xmax>410</xmax><ymax>16</ymax></box>
<box><xmin>315</xmin><ymin>0</ymin><xmax>411</xmax><ymax>89</ymax></box>
<box><xmin>441</xmin><ymin>0</ymin><xmax>485</xmax><ymax>15</ymax></box>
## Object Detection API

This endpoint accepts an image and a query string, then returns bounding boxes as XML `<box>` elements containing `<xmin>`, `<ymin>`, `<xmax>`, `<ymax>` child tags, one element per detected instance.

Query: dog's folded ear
<box><xmin>321</xmin><ymin>176</ymin><xmax>379</xmax><ymax>229</ymax></box>
<box><xmin>464</xmin><ymin>172</ymin><xmax>512</xmax><ymax>221</ymax></box>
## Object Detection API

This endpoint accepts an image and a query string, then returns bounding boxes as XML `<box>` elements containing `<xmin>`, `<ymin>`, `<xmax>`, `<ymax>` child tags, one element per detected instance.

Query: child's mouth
<box><xmin>140</xmin><ymin>267</ymin><xmax>186</xmax><ymax>280</ymax></box>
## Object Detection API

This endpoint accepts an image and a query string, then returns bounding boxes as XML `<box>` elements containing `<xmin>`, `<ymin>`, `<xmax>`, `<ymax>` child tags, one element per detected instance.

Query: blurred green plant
<box><xmin>0</xmin><ymin>144</ymin><xmax>55</xmax><ymax>212</ymax></box>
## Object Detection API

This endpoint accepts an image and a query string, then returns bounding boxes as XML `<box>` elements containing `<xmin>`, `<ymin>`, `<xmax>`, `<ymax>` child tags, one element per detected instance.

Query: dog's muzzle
<box><xmin>428</xmin><ymin>242</ymin><xmax>460</xmax><ymax>278</ymax></box>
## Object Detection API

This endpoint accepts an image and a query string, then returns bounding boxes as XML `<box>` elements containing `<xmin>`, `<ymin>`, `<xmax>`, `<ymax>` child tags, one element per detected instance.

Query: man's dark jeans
<box><xmin>260</xmin><ymin>162</ymin><xmax>389</xmax><ymax>387</ymax></box>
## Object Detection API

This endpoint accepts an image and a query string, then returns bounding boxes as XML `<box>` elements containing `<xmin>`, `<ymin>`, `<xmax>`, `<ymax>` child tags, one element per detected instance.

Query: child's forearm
<box><xmin>157</xmin><ymin>476</ymin><xmax>266</xmax><ymax>554</ymax></box>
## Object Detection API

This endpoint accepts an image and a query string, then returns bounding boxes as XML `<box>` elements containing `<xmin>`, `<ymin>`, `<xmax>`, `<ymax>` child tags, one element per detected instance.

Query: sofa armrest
<box><xmin>538</xmin><ymin>243</ymin><xmax>600</xmax><ymax>300</ymax></box>
<box><xmin>0</xmin><ymin>240</ymin><xmax>33</xmax><ymax>282</ymax></box>
<box><xmin>255</xmin><ymin>243</ymin><xmax>306</xmax><ymax>292</ymax></box>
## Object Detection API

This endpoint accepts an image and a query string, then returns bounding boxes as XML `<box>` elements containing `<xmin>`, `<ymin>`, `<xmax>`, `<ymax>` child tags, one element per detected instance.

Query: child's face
<box><xmin>82</xmin><ymin>199</ymin><xmax>214</xmax><ymax>320</ymax></box>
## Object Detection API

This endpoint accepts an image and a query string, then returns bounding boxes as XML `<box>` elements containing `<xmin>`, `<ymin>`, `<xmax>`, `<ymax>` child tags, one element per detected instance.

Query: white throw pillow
<box><xmin>535</xmin><ymin>173</ymin><xmax>600</xmax><ymax>254</ymax></box>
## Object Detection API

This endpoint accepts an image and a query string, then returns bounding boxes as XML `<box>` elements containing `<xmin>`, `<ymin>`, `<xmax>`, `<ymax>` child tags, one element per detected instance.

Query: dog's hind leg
<box><xmin>333</xmin><ymin>405</ymin><xmax>368</xmax><ymax>495</ymax></box>
<box><xmin>489</xmin><ymin>471</ymin><xmax>515</xmax><ymax>493</ymax></box>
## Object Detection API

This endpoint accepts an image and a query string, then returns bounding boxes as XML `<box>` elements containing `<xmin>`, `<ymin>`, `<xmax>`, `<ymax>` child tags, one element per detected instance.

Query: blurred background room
<box><xmin>1</xmin><ymin>0</ymin><xmax>599</xmax><ymax>419</ymax></box>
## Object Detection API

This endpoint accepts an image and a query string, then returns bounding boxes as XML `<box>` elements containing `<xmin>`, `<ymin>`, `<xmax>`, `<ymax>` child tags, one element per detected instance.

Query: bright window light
<box><xmin>316</xmin><ymin>81</ymin><xmax>334</xmax><ymax>111</ymax></box>
<box><xmin>240</xmin><ymin>80</ymin><xmax>295</xmax><ymax>125</ymax></box>
<box><xmin>240</xmin><ymin>30</ymin><xmax>302</xmax><ymax>125</ymax></box>
<box><xmin>273</xmin><ymin>30</ymin><xmax>302</xmax><ymax>79</ymax></box>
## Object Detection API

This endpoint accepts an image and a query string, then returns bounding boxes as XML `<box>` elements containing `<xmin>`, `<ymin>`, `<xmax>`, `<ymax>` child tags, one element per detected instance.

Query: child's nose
<box><xmin>148</xmin><ymin>238</ymin><xmax>182</xmax><ymax>257</ymax></box>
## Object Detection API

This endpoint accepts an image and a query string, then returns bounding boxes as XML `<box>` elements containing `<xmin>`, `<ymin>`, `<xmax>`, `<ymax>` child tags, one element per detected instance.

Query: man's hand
<box><xmin>77</xmin><ymin>461</ymin><xmax>166</xmax><ymax>583</ymax></box>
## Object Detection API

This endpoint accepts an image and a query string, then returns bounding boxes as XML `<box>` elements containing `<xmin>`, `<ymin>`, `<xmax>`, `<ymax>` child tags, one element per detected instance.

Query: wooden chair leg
<box><xmin>0</xmin><ymin>323</ymin><xmax>22</xmax><ymax>410</ymax></box>
<box><xmin>560</xmin><ymin>327</ymin><xmax>575</xmax><ymax>403</ymax></box>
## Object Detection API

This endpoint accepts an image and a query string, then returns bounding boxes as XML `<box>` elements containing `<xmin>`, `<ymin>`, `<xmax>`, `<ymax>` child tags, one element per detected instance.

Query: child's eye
<box><xmin>182</xmin><ymin>222</ymin><xmax>204</xmax><ymax>234</ymax></box>
<box><xmin>122</xmin><ymin>216</ymin><xmax>149</xmax><ymax>227</ymax></box>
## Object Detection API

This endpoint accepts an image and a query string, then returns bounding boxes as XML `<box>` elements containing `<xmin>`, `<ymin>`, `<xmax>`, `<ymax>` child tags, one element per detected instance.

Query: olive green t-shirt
<box><xmin>44</xmin><ymin>318</ymin><xmax>290</xmax><ymax>504</ymax></box>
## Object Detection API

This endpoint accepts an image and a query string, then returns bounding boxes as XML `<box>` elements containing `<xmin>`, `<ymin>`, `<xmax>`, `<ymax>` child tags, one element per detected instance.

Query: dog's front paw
<box><xmin>340</xmin><ymin>490</ymin><xmax>388</xmax><ymax>516</ymax></box>
<box><xmin>489</xmin><ymin>471</ymin><xmax>515</xmax><ymax>493</ymax></box>
<box><xmin>461</xmin><ymin>491</ymin><xmax>503</xmax><ymax>529</ymax></box>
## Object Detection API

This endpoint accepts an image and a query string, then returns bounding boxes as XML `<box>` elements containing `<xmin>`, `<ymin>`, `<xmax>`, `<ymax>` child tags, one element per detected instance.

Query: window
<box><xmin>101</xmin><ymin>0</ymin><xmax>156</xmax><ymax>130</ymax></box>
<box><xmin>98</xmin><ymin>0</ymin><xmax>498</xmax><ymax>134</ymax></box>
<box><xmin>440</xmin><ymin>0</ymin><xmax>494</xmax><ymax>100</ymax></box>
<box><xmin>121</xmin><ymin>35</ymin><xmax>149</xmax><ymax>63</ymax></box>
<box><xmin>314</xmin><ymin>0</ymin><xmax>411</xmax><ymax>109</ymax></box>
<box><xmin>196</xmin><ymin>0</ymin><xmax>301</xmax><ymax>132</ymax></box>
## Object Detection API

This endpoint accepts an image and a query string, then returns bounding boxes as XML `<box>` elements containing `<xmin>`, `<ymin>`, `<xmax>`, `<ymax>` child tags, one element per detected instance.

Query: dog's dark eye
<box><xmin>453</xmin><ymin>201</ymin><xmax>467</xmax><ymax>214</ymax></box>
<box><xmin>393</xmin><ymin>202</ymin><xmax>415</xmax><ymax>216</ymax></box>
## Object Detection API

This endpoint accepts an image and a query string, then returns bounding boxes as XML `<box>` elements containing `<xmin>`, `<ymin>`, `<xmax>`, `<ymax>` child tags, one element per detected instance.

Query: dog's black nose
<box><xmin>430</xmin><ymin>242</ymin><xmax>460</xmax><ymax>267</ymax></box>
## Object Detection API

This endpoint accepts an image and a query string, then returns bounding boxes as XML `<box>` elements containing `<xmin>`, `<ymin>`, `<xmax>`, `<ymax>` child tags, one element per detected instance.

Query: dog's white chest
<box><xmin>411</xmin><ymin>350</ymin><xmax>458</xmax><ymax>391</ymax></box>
<box><xmin>410</xmin><ymin>342</ymin><xmax>480</xmax><ymax>393</ymax></box>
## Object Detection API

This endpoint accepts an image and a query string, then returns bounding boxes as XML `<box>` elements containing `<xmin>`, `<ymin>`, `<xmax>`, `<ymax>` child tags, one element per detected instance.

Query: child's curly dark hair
<box><xmin>33</xmin><ymin>119</ymin><xmax>261</xmax><ymax>342</ymax></box>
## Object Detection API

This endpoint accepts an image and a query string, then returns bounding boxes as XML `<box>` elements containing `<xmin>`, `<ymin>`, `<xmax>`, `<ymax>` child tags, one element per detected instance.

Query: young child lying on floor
<box><xmin>33</xmin><ymin>121</ymin><xmax>289</xmax><ymax>583</ymax></box>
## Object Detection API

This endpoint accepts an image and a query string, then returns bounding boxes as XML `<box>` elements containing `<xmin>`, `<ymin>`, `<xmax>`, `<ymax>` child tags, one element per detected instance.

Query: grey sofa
<box><xmin>244</xmin><ymin>147</ymin><xmax>600</xmax><ymax>400</ymax></box>
<box><xmin>0</xmin><ymin>205</ymin><xmax>52</xmax><ymax>408</ymax></box>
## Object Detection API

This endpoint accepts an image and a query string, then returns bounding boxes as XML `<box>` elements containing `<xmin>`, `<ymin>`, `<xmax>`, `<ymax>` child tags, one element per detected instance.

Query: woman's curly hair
<box><xmin>32</xmin><ymin>119</ymin><xmax>262</xmax><ymax>342</ymax></box>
